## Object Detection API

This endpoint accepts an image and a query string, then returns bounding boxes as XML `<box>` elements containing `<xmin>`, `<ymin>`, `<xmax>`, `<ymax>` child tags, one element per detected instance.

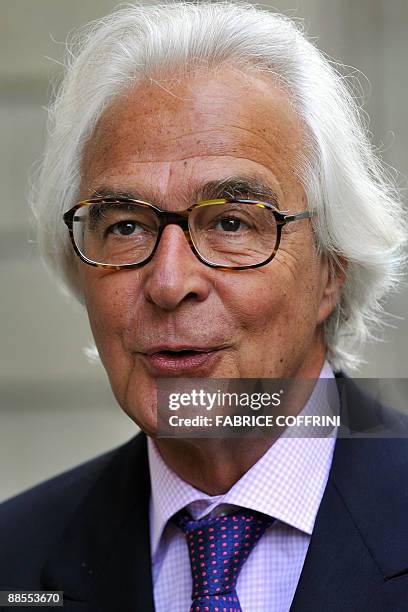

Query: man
<box><xmin>1</xmin><ymin>3</ymin><xmax>407</xmax><ymax>611</ymax></box>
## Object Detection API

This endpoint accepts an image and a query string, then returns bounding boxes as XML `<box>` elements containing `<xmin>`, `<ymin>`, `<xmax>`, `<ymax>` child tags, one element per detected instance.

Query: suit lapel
<box><xmin>41</xmin><ymin>433</ymin><xmax>155</xmax><ymax>612</ymax></box>
<box><xmin>290</xmin><ymin>448</ymin><xmax>382</xmax><ymax>611</ymax></box>
<box><xmin>291</xmin><ymin>379</ymin><xmax>408</xmax><ymax>611</ymax></box>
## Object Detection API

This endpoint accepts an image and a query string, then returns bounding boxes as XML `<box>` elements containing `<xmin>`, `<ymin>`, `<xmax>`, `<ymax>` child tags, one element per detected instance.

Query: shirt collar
<box><xmin>148</xmin><ymin>361</ymin><xmax>337</xmax><ymax>558</ymax></box>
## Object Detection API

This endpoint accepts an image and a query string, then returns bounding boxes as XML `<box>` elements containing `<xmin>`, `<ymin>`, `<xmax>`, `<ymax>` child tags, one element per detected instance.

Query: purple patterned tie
<box><xmin>173</xmin><ymin>508</ymin><xmax>274</xmax><ymax>612</ymax></box>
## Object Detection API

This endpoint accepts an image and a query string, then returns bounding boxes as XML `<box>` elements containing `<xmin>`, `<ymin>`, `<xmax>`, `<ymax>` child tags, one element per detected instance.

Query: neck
<box><xmin>154</xmin><ymin>436</ymin><xmax>276</xmax><ymax>495</ymax></box>
<box><xmin>154</xmin><ymin>350</ymin><xmax>327</xmax><ymax>495</ymax></box>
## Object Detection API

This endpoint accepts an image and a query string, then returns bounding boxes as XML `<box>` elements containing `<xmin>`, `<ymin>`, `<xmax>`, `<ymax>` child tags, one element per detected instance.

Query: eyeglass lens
<box><xmin>72</xmin><ymin>201</ymin><xmax>278</xmax><ymax>267</ymax></box>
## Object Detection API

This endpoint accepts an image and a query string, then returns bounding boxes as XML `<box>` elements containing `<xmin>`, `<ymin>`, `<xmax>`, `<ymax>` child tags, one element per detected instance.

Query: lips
<box><xmin>144</xmin><ymin>345</ymin><xmax>220</xmax><ymax>355</ymax></box>
<box><xmin>139</xmin><ymin>346</ymin><xmax>224</xmax><ymax>375</ymax></box>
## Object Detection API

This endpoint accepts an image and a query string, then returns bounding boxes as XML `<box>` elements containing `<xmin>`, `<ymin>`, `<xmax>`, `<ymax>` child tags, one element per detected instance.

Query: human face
<box><xmin>79</xmin><ymin>67</ymin><xmax>341</xmax><ymax>436</ymax></box>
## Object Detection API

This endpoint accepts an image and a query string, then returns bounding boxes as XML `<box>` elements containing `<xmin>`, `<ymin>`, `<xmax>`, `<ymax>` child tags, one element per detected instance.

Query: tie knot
<box><xmin>173</xmin><ymin>507</ymin><xmax>273</xmax><ymax>609</ymax></box>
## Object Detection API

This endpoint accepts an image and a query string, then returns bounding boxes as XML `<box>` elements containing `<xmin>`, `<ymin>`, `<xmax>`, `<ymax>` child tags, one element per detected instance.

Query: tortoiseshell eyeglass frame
<box><xmin>63</xmin><ymin>196</ymin><xmax>315</xmax><ymax>271</ymax></box>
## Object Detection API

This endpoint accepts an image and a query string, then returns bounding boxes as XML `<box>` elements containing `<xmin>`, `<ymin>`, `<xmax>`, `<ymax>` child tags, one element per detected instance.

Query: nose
<box><xmin>142</xmin><ymin>224</ymin><xmax>212</xmax><ymax>311</ymax></box>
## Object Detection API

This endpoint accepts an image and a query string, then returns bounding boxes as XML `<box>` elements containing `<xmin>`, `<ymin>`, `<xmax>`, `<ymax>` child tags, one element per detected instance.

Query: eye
<box><xmin>215</xmin><ymin>216</ymin><xmax>250</xmax><ymax>233</ymax></box>
<box><xmin>109</xmin><ymin>220</ymin><xmax>143</xmax><ymax>236</ymax></box>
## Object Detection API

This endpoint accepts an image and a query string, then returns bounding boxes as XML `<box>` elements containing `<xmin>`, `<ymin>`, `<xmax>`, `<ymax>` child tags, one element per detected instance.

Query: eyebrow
<box><xmin>199</xmin><ymin>177</ymin><xmax>280</xmax><ymax>208</ymax></box>
<box><xmin>89</xmin><ymin>175</ymin><xmax>280</xmax><ymax>209</ymax></box>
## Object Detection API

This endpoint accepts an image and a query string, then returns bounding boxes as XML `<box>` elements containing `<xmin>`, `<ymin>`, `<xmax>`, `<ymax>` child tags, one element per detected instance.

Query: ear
<box><xmin>317</xmin><ymin>255</ymin><xmax>347</xmax><ymax>325</ymax></box>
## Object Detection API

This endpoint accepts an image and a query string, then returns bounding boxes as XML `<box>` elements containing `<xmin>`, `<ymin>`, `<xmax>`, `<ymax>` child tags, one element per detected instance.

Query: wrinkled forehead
<box><xmin>80</xmin><ymin>66</ymin><xmax>307</xmax><ymax>209</ymax></box>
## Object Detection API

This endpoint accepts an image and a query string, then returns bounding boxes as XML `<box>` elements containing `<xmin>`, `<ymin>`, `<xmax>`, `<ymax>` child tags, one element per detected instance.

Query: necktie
<box><xmin>173</xmin><ymin>507</ymin><xmax>274</xmax><ymax>612</ymax></box>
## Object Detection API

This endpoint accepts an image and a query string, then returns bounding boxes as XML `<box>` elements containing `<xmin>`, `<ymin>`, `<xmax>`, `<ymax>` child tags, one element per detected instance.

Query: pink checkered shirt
<box><xmin>148</xmin><ymin>363</ymin><xmax>337</xmax><ymax>611</ymax></box>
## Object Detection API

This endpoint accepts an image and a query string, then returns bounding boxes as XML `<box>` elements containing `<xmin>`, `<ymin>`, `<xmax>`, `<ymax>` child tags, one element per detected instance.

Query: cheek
<box><xmin>82</xmin><ymin>271</ymin><xmax>136</xmax><ymax>357</ymax></box>
<box><xmin>230</xmin><ymin>254</ymin><xmax>322</xmax><ymax>342</ymax></box>
<box><xmin>222</xmin><ymin>270</ymin><xmax>293</xmax><ymax>337</ymax></box>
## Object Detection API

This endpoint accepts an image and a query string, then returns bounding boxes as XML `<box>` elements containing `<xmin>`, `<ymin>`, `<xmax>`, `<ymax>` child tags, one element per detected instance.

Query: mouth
<box><xmin>139</xmin><ymin>346</ymin><xmax>225</xmax><ymax>375</ymax></box>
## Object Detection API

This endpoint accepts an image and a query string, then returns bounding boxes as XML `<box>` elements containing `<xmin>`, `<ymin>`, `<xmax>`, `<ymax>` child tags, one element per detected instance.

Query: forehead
<box><xmin>81</xmin><ymin>66</ymin><xmax>306</xmax><ymax>206</ymax></box>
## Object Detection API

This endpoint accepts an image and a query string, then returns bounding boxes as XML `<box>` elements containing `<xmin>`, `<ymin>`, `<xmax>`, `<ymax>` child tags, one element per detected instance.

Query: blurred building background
<box><xmin>1</xmin><ymin>0</ymin><xmax>407</xmax><ymax>502</ymax></box>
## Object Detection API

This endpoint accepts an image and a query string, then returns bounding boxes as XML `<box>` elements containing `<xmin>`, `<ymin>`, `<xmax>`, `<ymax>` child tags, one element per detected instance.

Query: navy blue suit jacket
<box><xmin>1</xmin><ymin>378</ymin><xmax>408</xmax><ymax>611</ymax></box>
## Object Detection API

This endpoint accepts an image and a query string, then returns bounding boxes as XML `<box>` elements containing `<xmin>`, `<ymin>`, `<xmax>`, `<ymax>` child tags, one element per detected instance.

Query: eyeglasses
<box><xmin>63</xmin><ymin>196</ymin><xmax>314</xmax><ymax>270</ymax></box>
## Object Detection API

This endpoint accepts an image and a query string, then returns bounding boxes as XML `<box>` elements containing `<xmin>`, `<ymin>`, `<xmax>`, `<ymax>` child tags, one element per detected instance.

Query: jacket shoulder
<box><xmin>0</xmin><ymin>435</ymin><xmax>141</xmax><ymax>588</ymax></box>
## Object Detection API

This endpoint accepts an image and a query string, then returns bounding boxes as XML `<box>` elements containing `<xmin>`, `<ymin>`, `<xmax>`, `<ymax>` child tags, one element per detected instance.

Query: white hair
<box><xmin>31</xmin><ymin>1</ymin><xmax>407</xmax><ymax>372</ymax></box>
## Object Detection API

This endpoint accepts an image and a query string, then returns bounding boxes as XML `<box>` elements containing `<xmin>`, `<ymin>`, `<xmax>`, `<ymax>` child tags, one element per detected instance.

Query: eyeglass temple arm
<box><xmin>283</xmin><ymin>210</ymin><xmax>315</xmax><ymax>223</ymax></box>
